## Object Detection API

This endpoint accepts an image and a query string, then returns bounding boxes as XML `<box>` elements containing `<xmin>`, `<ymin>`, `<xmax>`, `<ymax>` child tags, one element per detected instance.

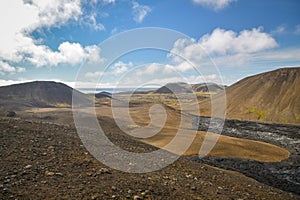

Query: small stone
<box><xmin>48</xmin><ymin>146</ymin><xmax>55</xmax><ymax>150</ymax></box>
<box><xmin>86</xmin><ymin>172</ymin><xmax>93</xmax><ymax>176</ymax></box>
<box><xmin>98</xmin><ymin>168</ymin><xmax>112</xmax><ymax>174</ymax></box>
<box><xmin>4</xmin><ymin>179</ymin><xmax>10</xmax><ymax>183</ymax></box>
<box><xmin>6</xmin><ymin>111</ymin><xmax>16</xmax><ymax>117</ymax></box>
<box><xmin>128</xmin><ymin>189</ymin><xmax>133</xmax><ymax>194</ymax></box>
<box><xmin>144</xmin><ymin>190</ymin><xmax>150</xmax><ymax>194</ymax></box>
<box><xmin>24</xmin><ymin>165</ymin><xmax>32</xmax><ymax>169</ymax></box>
<box><xmin>91</xmin><ymin>194</ymin><xmax>99</xmax><ymax>200</ymax></box>
<box><xmin>45</xmin><ymin>171</ymin><xmax>55</xmax><ymax>176</ymax></box>
<box><xmin>111</xmin><ymin>186</ymin><xmax>117</xmax><ymax>191</ymax></box>
<box><xmin>133</xmin><ymin>195</ymin><xmax>143</xmax><ymax>200</ymax></box>
<box><xmin>185</xmin><ymin>174</ymin><xmax>192</xmax><ymax>178</ymax></box>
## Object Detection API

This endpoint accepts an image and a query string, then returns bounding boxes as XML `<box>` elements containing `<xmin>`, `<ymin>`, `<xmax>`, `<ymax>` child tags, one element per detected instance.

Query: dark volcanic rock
<box><xmin>6</xmin><ymin>111</ymin><xmax>16</xmax><ymax>117</ymax></box>
<box><xmin>191</xmin><ymin>116</ymin><xmax>300</xmax><ymax>195</ymax></box>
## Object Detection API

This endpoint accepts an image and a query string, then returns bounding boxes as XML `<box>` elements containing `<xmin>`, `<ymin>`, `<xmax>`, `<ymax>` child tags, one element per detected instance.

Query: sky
<box><xmin>0</xmin><ymin>0</ymin><xmax>300</xmax><ymax>88</ymax></box>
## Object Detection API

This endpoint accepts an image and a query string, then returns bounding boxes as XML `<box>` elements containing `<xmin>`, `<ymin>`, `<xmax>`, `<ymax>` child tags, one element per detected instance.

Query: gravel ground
<box><xmin>1</xmin><ymin>117</ymin><xmax>299</xmax><ymax>199</ymax></box>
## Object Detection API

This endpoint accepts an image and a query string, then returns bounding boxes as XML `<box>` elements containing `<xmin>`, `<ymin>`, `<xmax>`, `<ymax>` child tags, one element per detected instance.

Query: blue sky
<box><xmin>0</xmin><ymin>0</ymin><xmax>300</xmax><ymax>88</ymax></box>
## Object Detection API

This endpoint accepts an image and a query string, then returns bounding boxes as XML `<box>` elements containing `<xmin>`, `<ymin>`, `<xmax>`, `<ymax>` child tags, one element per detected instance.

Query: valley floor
<box><xmin>0</xmin><ymin>117</ymin><xmax>299</xmax><ymax>199</ymax></box>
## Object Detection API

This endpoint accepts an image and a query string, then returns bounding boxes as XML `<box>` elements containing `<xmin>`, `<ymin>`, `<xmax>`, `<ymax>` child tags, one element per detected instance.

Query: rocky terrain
<box><xmin>1</xmin><ymin>68</ymin><xmax>300</xmax><ymax>199</ymax></box>
<box><xmin>192</xmin><ymin>116</ymin><xmax>300</xmax><ymax>194</ymax></box>
<box><xmin>1</xmin><ymin>117</ymin><xmax>299</xmax><ymax>199</ymax></box>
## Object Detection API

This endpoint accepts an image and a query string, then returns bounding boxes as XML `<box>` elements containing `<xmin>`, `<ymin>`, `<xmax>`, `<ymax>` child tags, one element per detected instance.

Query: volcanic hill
<box><xmin>199</xmin><ymin>67</ymin><xmax>300</xmax><ymax>124</ymax></box>
<box><xmin>155</xmin><ymin>82</ymin><xmax>193</xmax><ymax>94</ymax></box>
<box><xmin>0</xmin><ymin>81</ymin><xmax>90</xmax><ymax>110</ymax></box>
<box><xmin>192</xmin><ymin>83</ymin><xmax>225</xmax><ymax>93</ymax></box>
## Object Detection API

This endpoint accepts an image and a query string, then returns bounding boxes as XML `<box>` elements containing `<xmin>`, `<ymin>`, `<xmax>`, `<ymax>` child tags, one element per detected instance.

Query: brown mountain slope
<box><xmin>198</xmin><ymin>67</ymin><xmax>300</xmax><ymax>124</ymax></box>
<box><xmin>0</xmin><ymin>81</ymin><xmax>90</xmax><ymax>110</ymax></box>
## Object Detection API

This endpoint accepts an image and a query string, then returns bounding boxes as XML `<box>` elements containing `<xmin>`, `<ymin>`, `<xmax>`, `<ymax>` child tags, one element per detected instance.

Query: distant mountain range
<box><xmin>154</xmin><ymin>82</ymin><xmax>224</xmax><ymax>94</ymax></box>
<box><xmin>0</xmin><ymin>67</ymin><xmax>299</xmax><ymax>124</ymax></box>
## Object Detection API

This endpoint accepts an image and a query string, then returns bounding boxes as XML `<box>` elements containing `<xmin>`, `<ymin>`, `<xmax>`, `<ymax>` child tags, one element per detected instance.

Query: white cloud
<box><xmin>79</xmin><ymin>8</ymin><xmax>106</xmax><ymax>32</ymax></box>
<box><xmin>102</xmin><ymin>0</ymin><xmax>115</xmax><ymax>4</ymax></box>
<box><xmin>0</xmin><ymin>61</ymin><xmax>17</xmax><ymax>74</ymax></box>
<box><xmin>85</xmin><ymin>71</ymin><xmax>104</xmax><ymax>78</ymax></box>
<box><xmin>200</xmin><ymin>27</ymin><xmax>277</xmax><ymax>54</ymax></box>
<box><xmin>113</xmin><ymin>61</ymin><xmax>133</xmax><ymax>74</ymax></box>
<box><xmin>0</xmin><ymin>79</ymin><xmax>30</xmax><ymax>87</ymax></box>
<box><xmin>21</xmin><ymin>41</ymin><xmax>102</xmax><ymax>67</ymax></box>
<box><xmin>17</xmin><ymin>67</ymin><xmax>26</xmax><ymax>73</ymax></box>
<box><xmin>85</xmin><ymin>45</ymin><xmax>104</xmax><ymax>64</ymax></box>
<box><xmin>0</xmin><ymin>79</ymin><xmax>111</xmax><ymax>89</ymax></box>
<box><xmin>295</xmin><ymin>25</ymin><xmax>300</xmax><ymax>35</ymax></box>
<box><xmin>122</xmin><ymin>74</ymin><xmax>221</xmax><ymax>86</ymax></box>
<box><xmin>170</xmin><ymin>27</ymin><xmax>278</xmax><ymax>67</ymax></box>
<box><xmin>27</xmin><ymin>0</ymin><xmax>82</xmax><ymax>30</ymax></box>
<box><xmin>132</xmin><ymin>1</ymin><xmax>151</xmax><ymax>23</ymax></box>
<box><xmin>0</xmin><ymin>61</ymin><xmax>26</xmax><ymax>75</ymax></box>
<box><xmin>111</xmin><ymin>27</ymin><xmax>119</xmax><ymax>35</ymax></box>
<box><xmin>173</xmin><ymin>61</ymin><xmax>194</xmax><ymax>72</ymax></box>
<box><xmin>192</xmin><ymin>0</ymin><xmax>237</xmax><ymax>10</ymax></box>
<box><xmin>271</xmin><ymin>25</ymin><xmax>286</xmax><ymax>35</ymax></box>
<box><xmin>86</xmin><ymin>12</ymin><xmax>105</xmax><ymax>31</ymax></box>
<box><xmin>254</xmin><ymin>48</ymin><xmax>300</xmax><ymax>61</ymax></box>
<box><xmin>135</xmin><ymin>63</ymin><xmax>173</xmax><ymax>76</ymax></box>
<box><xmin>0</xmin><ymin>0</ymin><xmax>103</xmax><ymax>69</ymax></box>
